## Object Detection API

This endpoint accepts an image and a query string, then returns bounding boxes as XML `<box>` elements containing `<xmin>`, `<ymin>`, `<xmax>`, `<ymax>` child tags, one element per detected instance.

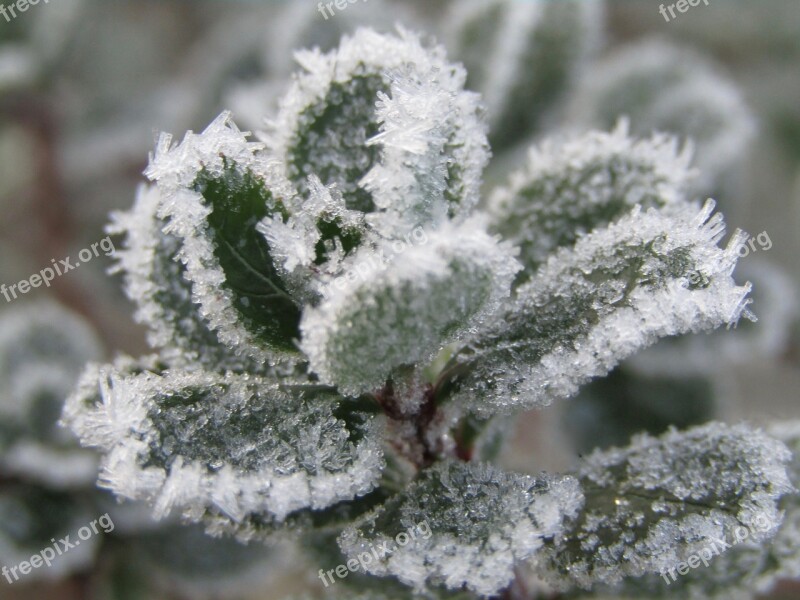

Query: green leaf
<box><xmin>301</xmin><ymin>220</ymin><xmax>520</xmax><ymax>395</ymax></box>
<box><xmin>536</xmin><ymin>423</ymin><xmax>794</xmax><ymax>590</ymax></box>
<box><xmin>445</xmin><ymin>0</ymin><xmax>603</xmax><ymax>149</ymax></box>
<box><xmin>442</xmin><ymin>201</ymin><xmax>753</xmax><ymax>415</ymax></box>
<box><xmin>0</xmin><ymin>301</ymin><xmax>101</xmax><ymax>487</ymax></box>
<box><xmin>63</xmin><ymin>366</ymin><xmax>385</xmax><ymax>541</ymax></box>
<box><xmin>488</xmin><ymin>122</ymin><xmax>695</xmax><ymax>278</ymax></box>
<box><xmin>338</xmin><ymin>460</ymin><xmax>583</xmax><ymax>597</ymax></box>
<box><xmin>272</xmin><ymin>28</ymin><xmax>488</xmax><ymax>225</ymax></box>
<box><xmin>109</xmin><ymin>184</ymin><xmax>261</xmax><ymax>372</ymax></box>
<box><xmin>145</xmin><ymin>112</ymin><xmax>303</xmax><ymax>362</ymax></box>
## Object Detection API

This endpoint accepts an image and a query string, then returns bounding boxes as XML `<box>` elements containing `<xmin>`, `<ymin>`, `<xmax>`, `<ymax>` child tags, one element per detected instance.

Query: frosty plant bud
<box><xmin>65</xmin><ymin>25</ymin><xmax>796</xmax><ymax>599</ymax></box>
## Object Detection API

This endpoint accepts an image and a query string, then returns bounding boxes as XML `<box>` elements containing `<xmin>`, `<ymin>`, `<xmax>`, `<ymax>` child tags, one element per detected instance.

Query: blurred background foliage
<box><xmin>0</xmin><ymin>1</ymin><xmax>799</xmax><ymax>598</ymax></box>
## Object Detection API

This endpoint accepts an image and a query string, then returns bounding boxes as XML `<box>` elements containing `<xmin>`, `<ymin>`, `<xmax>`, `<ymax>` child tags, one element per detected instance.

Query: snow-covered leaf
<box><xmin>0</xmin><ymin>302</ymin><xmax>101</xmax><ymax>487</ymax></box>
<box><xmin>301</xmin><ymin>219</ymin><xmax>520</xmax><ymax>395</ymax></box>
<box><xmin>270</xmin><ymin>28</ymin><xmax>482</xmax><ymax>218</ymax></box>
<box><xmin>63</xmin><ymin>366</ymin><xmax>385</xmax><ymax>541</ymax></box>
<box><xmin>536</xmin><ymin>423</ymin><xmax>794</xmax><ymax>590</ymax></box>
<box><xmin>444</xmin><ymin>0</ymin><xmax>603</xmax><ymax>148</ymax></box>
<box><xmin>145</xmin><ymin>112</ymin><xmax>302</xmax><ymax>363</ymax></box>
<box><xmin>338</xmin><ymin>460</ymin><xmax>583</xmax><ymax>597</ymax></box>
<box><xmin>108</xmin><ymin>184</ymin><xmax>259</xmax><ymax>372</ymax></box>
<box><xmin>569</xmin><ymin>38</ymin><xmax>755</xmax><ymax>191</ymax></box>
<box><xmin>444</xmin><ymin>201</ymin><xmax>753</xmax><ymax>415</ymax></box>
<box><xmin>488</xmin><ymin>122</ymin><xmax>695</xmax><ymax>277</ymax></box>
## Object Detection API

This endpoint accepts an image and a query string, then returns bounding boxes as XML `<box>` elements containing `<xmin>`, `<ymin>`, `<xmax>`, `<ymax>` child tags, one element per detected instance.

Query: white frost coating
<box><xmin>569</xmin><ymin>38</ymin><xmax>755</xmax><ymax>190</ymax></box>
<box><xmin>268</xmin><ymin>26</ymin><xmax>484</xmax><ymax>219</ymax></box>
<box><xmin>455</xmin><ymin>201</ymin><xmax>755</xmax><ymax>415</ymax></box>
<box><xmin>361</xmin><ymin>58</ymin><xmax>489</xmax><ymax>232</ymax></box>
<box><xmin>629</xmin><ymin>259</ymin><xmax>798</xmax><ymax>377</ymax></box>
<box><xmin>144</xmin><ymin>111</ymin><xmax>297</xmax><ymax>364</ymax></box>
<box><xmin>108</xmin><ymin>184</ymin><xmax>253</xmax><ymax>371</ymax></box>
<box><xmin>338</xmin><ymin>461</ymin><xmax>583</xmax><ymax>597</ymax></box>
<box><xmin>63</xmin><ymin>366</ymin><xmax>385</xmax><ymax>540</ymax></box>
<box><xmin>257</xmin><ymin>175</ymin><xmax>365</xmax><ymax>292</ymax></box>
<box><xmin>489</xmin><ymin>120</ymin><xmax>696</xmax><ymax>270</ymax></box>
<box><xmin>301</xmin><ymin>218</ymin><xmax>521</xmax><ymax>394</ymax></box>
<box><xmin>538</xmin><ymin>423</ymin><xmax>793</xmax><ymax>589</ymax></box>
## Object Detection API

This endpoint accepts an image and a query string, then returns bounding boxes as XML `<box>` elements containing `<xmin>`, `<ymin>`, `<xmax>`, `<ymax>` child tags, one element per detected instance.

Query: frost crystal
<box><xmin>537</xmin><ymin>422</ymin><xmax>793</xmax><ymax>589</ymax></box>
<box><xmin>339</xmin><ymin>461</ymin><xmax>583</xmax><ymax>597</ymax></box>
<box><xmin>63</xmin><ymin>365</ymin><xmax>385</xmax><ymax>540</ymax></box>
<box><xmin>448</xmin><ymin>201</ymin><xmax>754</xmax><ymax>415</ymax></box>
<box><xmin>269</xmin><ymin>28</ymin><xmax>485</xmax><ymax>217</ymax></box>
<box><xmin>108</xmin><ymin>184</ymin><xmax>258</xmax><ymax>372</ymax></box>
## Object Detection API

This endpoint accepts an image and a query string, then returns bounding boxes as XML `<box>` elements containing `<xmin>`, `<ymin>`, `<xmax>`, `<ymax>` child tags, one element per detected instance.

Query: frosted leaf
<box><xmin>108</xmin><ymin>184</ymin><xmax>261</xmax><ymax>372</ymax></box>
<box><xmin>569</xmin><ymin>38</ymin><xmax>755</xmax><ymax>191</ymax></box>
<box><xmin>488</xmin><ymin>121</ymin><xmax>696</xmax><ymax>277</ymax></box>
<box><xmin>604</xmin><ymin>424</ymin><xmax>800</xmax><ymax>599</ymax></box>
<box><xmin>0</xmin><ymin>301</ymin><xmax>102</xmax><ymax>392</ymax></box>
<box><xmin>269</xmin><ymin>27</ymin><xmax>476</xmax><ymax>216</ymax></box>
<box><xmin>339</xmin><ymin>461</ymin><xmax>582</xmax><ymax>597</ymax></box>
<box><xmin>443</xmin><ymin>0</ymin><xmax>604</xmax><ymax>149</ymax></box>
<box><xmin>360</xmin><ymin>56</ymin><xmax>489</xmax><ymax>232</ymax></box>
<box><xmin>0</xmin><ymin>484</ymin><xmax>101</xmax><ymax>581</ymax></box>
<box><xmin>446</xmin><ymin>201</ymin><xmax>754</xmax><ymax>415</ymax></box>
<box><xmin>301</xmin><ymin>219</ymin><xmax>520</xmax><ymax>395</ymax></box>
<box><xmin>0</xmin><ymin>302</ymin><xmax>101</xmax><ymax>488</ymax></box>
<box><xmin>63</xmin><ymin>366</ymin><xmax>385</xmax><ymax>540</ymax></box>
<box><xmin>145</xmin><ymin>111</ymin><xmax>302</xmax><ymax>363</ymax></box>
<box><xmin>536</xmin><ymin>423</ymin><xmax>793</xmax><ymax>590</ymax></box>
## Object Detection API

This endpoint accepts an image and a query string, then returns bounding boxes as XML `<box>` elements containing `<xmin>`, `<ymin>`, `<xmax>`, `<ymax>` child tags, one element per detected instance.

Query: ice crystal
<box><xmin>301</xmin><ymin>219</ymin><xmax>520</xmax><ymax>395</ymax></box>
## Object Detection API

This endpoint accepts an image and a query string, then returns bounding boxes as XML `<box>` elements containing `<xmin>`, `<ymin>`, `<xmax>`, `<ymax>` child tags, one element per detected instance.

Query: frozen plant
<box><xmin>63</xmin><ymin>28</ymin><xmax>798</xmax><ymax>599</ymax></box>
